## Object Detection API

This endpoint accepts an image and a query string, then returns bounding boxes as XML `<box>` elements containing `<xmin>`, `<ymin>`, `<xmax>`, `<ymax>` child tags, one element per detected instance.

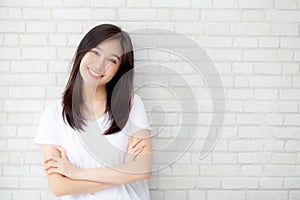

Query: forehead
<box><xmin>96</xmin><ymin>39</ymin><xmax>123</xmax><ymax>57</ymax></box>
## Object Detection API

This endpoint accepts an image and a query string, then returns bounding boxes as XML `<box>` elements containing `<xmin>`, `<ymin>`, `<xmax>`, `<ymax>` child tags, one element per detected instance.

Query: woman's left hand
<box><xmin>44</xmin><ymin>145</ymin><xmax>81</xmax><ymax>180</ymax></box>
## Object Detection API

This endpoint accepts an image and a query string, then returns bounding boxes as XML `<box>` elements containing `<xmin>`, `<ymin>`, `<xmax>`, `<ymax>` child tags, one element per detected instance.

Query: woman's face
<box><xmin>79</xmin><ymin>38</ymin><xmax>123</xmax><ymax>88</ymax></box>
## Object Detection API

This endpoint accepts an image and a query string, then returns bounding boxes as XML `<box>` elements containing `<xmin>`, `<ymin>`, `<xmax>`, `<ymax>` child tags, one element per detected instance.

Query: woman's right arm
<box><xmin>43</xmin><ymin>144</ymin><xmax>117</xmax><ymax>197</ymax></box>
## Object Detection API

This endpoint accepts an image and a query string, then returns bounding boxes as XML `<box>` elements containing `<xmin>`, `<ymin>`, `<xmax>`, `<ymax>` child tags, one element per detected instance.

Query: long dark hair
<box><xmin>61</xmin><ymin>24</ymin><xmax>134</xmax><ymax>135</ymax></box>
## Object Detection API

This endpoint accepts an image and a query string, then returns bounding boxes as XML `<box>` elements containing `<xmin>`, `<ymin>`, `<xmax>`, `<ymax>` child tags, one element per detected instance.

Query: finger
<box><xmin>133</xmin><ymin>147</ymin><xmax>144</xmax><ymax>161</ymax></box>
<box><xmin>131</xmin><ymin>138</ymin><xmax>143</xmax><ymax>148</ymax></box>
<box><xmin>44</xmin><ymin>160</ymin><xmax>58</xmax><ymax>171</ymax></box>
<box><xmin>133</xmin><ymin>144</ymin><xmax>145</xmax><ymax>153</ymax></box>
<box><xmin>44</xmin><ymin>156</ymin><xmax>59</xmax><ymax>164</ymax></box>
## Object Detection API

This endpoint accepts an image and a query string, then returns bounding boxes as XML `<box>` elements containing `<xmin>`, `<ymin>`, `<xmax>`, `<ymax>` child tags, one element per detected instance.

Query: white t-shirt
<box><xmin>34</xmin><ymin>94</ymin><xmax>152</xmax><ymax>200</ymax></box>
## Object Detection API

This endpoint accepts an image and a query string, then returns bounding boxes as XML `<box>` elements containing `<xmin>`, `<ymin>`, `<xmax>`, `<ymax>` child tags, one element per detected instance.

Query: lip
<box><xmin>87</xmin><ymin>68</ymin><xmax>104</xmax><ymax>79</ymax></box>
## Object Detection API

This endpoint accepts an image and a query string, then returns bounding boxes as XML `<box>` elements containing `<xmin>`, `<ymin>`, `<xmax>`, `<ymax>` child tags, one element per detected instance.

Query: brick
<box><xmin>255</xmin><ymin>89</ymin><xmax>278</xmax><ymax>100</ymax></box>
<box><xmin>0</xmin><ymin>21</ymin><xmax>25</xmax><ymax>32</ymax></box>
<box><xmin>275</xmin><ymin>0</ymin><xmax>298</xmax><ymax>9</ymax></box>
<box><xmin>64</xmin><ymin>0</ymin><xmax>89</xmax><ymax>6</ymax></box>
<box><xmin>9</xmin><ymin>87</ymin><xmax>45</xmax><ymax>98</ymax></box>
<box><xmin>23</xmin><ymin>8</ymin><xmax>51</xmax><ymax>19</ymax></box>
<box><xmin>212</xmin><ymin>153</ymin><xmax>236</xmax><ymax>164</ymax></box>
<box><xmin>232</xmin><ymin>63</ymin><xmax>253</xmax><ymax>74</ymax></box>
<box><xmin>22</xmin><ymin>47</ymin><xmax>56</xmax><ymax>59</ymax></box>
<box><xmin>271</xmin><ymin>23</ymin><xmax>298</xmax><ymax>36</ymax></box>
<box><xmin>227</xmin><ymin>89</ymin><xmax>253</xmax><ymax>99</ymax></box>
<box><xmin>237</xmin><ymin>114</ymin><xmax>264</xmax><ymax>125</ymax></box>
<box><xmin>234</xmin><ymin>37</ymin><xmax>258</xmax><ymax>48</ymax></box>
<box><xmin>19</xmin><ymin>177</ymin><xmax>48</xmax><ymax>189</ymax></box>
<box><xmin>172</xmin><ymin>164</ymin><xmax>198</xmax><ymax>175</ymax></box>
<box><xmin>201</xmin><ymin>165</ymin><xmax>240</xmax><ymax>176</ymax></box>
<box><xmin>241</xmin><ymin>10</ymin><xmax>264</xmax><ymax>21</ymax></box>
<box><xmin>266</xmin><ymin>11</ymin><xmax>300</xmax><ymax>22</ymax></box>
<box><xmin>7</xmin><ymin>139</ymin><xmax>28</xmax><ymax>150</ymax></box>
<box><xmin>0</xmin><ymin>190</ymin><xmax>11</xmax><ymax>200</ymax></box>
<box><xmin>25</xmin><ymin>152</ymin><xmax>43</xmax><ymax>164</ymax></box>
<box><xmin>274</xmin><ymin>127</ymin><xmax>300</xmax><ymax>139</ymax></box>
<box><xmin>244</xmin><ymin>101</ymin><xmax>273</xmax><ymax>113</ymax></box>
<box><xmin>4</xmin><ymin>34</ymin><xmax>19</xmax><ymax>46</ymax></box>
<box><xmin>11</xmin><ymin>61</ymin><xmax>47</xmax><ymax>73</ymax></box>
<box><xmin>222</xmin><ymin>177</ymin><xmax>258</xmax><ymax>189</ymax></box>
<box><xmin>231</xmin><ymin>23</ymin><xmax>270</xmax><ymax>36</ymax></box>
<box><xmin>158</xmin><ymin>177</ymin><xmax>195</xmax><ymax>189</ymax></box>
<box><xmin>198</xmin><ymin>177</ymin><xmax>221</xmax><ymax>188</ymax></box>
<box><xmin>191</xmin><ymin>0</ymin><xmax>212</xmax><ymax>8</ymax></box>
<box><xmin>249</xmin><ymin>76</ymin><xmax>292</xmax><ymax>87</ymax></box>
<box><xmin>261</xmin><ymin>178</ymin><xmax>283</xmax><ymax>189</ymax></box>
<box><xmin>247</xmin><ymin>191</ymin><xmax>288</xmax><ymax>200</ymax></box>
<box><xmin>151</xmin><ymin>0</ymin><xmax>190</xmax><ymax>8</ymax></box>
<box><xmin>229</xmin><ymin>140</ymin><xmax>264</xmax><ymax>151</ymax></box>
<box><xmin>165</xmin><ymin>191</ymin><xmax>186</xmax><ymax>200</ymax></box>
<box><xmin>0</xmin><ymin>177</ymin><xmax>18</xmax><ymax>188</ymax></box>
<box><xmin>18</xmin><ymin>126</ymin><xmax>37</xmax><ymax>137</ymax></box>
<box><xmin>8</xmin><ymin>114</ymin><xmax>33</xmax><ymax>124</ymax></box>
<box><xmin>0</xmin><ymin>125</ymin><xmax>16</xmax><ymax>137</ymax></box>
<box><xmin>265</xmin><ymin>114</ymin><xmax>283</xmax><ymax>125</ymax></box>
<box><xmin>150</xmin><ymin>191</ymin><xmax>164</xmax><ymax>200</ymax></box>
<box><xmin>281</xmin><ymin>37</ymin><xmax>300</xmax><ymax>48</ymax></box>
<box><xmin>53</xmin><ymin>8</ymin><xmax>92</xmax><ymax>19</ymax></box>
<box><xmin>1</xmin><ymin>0</ymin><xmax>42</xmax><ymax>7</ymax></box>
<box><xmin>119</xmin><ymin>9</ymin><xmax>156</xmax><ymax>20</ymax></box>
<box><xmin>273</xmin><ymin>153</ymin><xmax>297</xmax><ymax>164</ymax></box>
<box><xmin>90</xmin><ymin>0</ymin><xmax>125</xmax><ymax>7</ymax></box>
<box><xmin>171</xmin><ymin>9</ymin><xmax>199</xmax><ymax>21</ymax></box>
<box><xmin>3</xmin><ymin>166</ymin><xmax>29</xmax><ymax>176</ymax></box>
<box><xmin>206</xmin><ymin>22</ymin><xmax>230</xmax><ymax>35</ymax></box>
<box><xmin>20</xmin><ymin>35</ymin><xmax>47</xmax><ymax>46</ymax></box>
<box><xmin>188</xmin><ymin>190</ymin><xmax>206</xmax><ymax>200</ymax></box>
<box><xmin>239</xmin><ymin>0</ymin><xmax>273</xmax><ymax>8</ymax></box>
<box><xmin>26</xmin><ymin>21</ymin><xmax>56</xmax><ymax>33</ymax></box>
<box><xmin>259</xmin><ymin>37</ymin><xmax>280</xmax><ymax>48</ymax></box>
<box><xmin>57</xmin><ymin>21</ymin><xmax>83</xmax><ymax>33</ymax></box>
<box><xmin>213</xmin><ymin>0</ymin><xmax>238</xmax><ymax>8</ymax></box>
<box><xmin>290</xmin><ymin>191</ymin><xmax>300</xmax><ymax>200</ymax></box>
<box><xmin>49</xmin><ymin>34</ymin><xmax>68</xmax><ymax>46</ymax></box>
<box><xmin>20</xmin><ymin>74</ymin><xmax>56</xmax><ymax>86</ymax></box>
<box><xmin>285</xmin><ymin>140</ymin><xmax>300</xmax><ymax>152</ymax></box>
<box><xmin>265</xmin><ymin>140</ymin><xmax>284</xmax><ymax>151</ymax></box>
<box><xmin>0</xmin><ymin>47</ymin><xmax>21</xmax><ymax>59</ymax></box>
<box><xmin>265</xmin><ymin>165</ymin><xmax>300</xmax><ymax>177</ymax></box>
<box><xmin>244</xmin><ymin>50</ymin><xmax>277</xmax><ymax>61</ymax></box>
<box><xmin>13</xmin><ymin>191</ymin><xmax>39</xmax><ymax>200</ymax></box>
<box><xmin>4</xmin><ymin>100</ymin><xmax>44</xmax><ymax>112</ymax></box>
<box><xmin>241</xmin><ymin>165</ymin><xmax>263</xmax><ymax>176</ymax></box>
<box><xmin>208</xmin><ymin>190</ymin><xmax>245</xmax><ymax>200</ymax></box>
<box><xmin>280</xmin><ymin>89</ymin><xmax>300</xmax><ymax>100</ymax></box>
<box><xmin>201</xmin><ymin>10</ymin><xmax>240</xmax><ymax>21</ymax></box>
<box><xmin>239</xmin><ymin>126</ymin><xmax>272</xmax><ymax>139</ymax></box>
<box><xmin>285</xmin><ymin>114</ymin><xmax>300</xmax><ymax>126</ymax></box>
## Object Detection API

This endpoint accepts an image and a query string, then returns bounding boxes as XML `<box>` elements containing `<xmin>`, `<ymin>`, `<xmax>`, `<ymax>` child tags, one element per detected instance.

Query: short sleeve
<box><xmin>34</xmin><ymin>103</ymin><xmax>62</xmax><ymax>149</ymax></box>
<box><xmin>123</xmin><ymin>94</ymin><xmax>152</xmax><ymax>135</ymax></box>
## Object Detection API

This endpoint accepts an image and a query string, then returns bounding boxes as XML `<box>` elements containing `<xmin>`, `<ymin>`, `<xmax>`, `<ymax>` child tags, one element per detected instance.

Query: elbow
<box><xmin>141</xmin><ymin>171</ymin><xmax>152</xmax><ymax>180</ymax></box>
<box><xmin>50</xmin><ymin>185</ymin><xmax>65</xmax><ymax>197</ymax></box>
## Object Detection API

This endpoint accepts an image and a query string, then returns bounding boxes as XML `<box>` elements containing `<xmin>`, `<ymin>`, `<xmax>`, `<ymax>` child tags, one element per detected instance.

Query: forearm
<box><xmin>78</xmin><ymin>159</ymin><xmax>152</xmax><ymax>185</ymax></box>
<box><xmin>48</xmin><ymin>173</ymin><xmax>117</xmax><ymax>196</ymax></box>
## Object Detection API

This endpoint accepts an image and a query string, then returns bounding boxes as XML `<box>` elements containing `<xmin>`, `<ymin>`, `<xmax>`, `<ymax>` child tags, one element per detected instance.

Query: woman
<box><xmin>34</xmin><ymin>24</ymin><xmax>152</xmax><ymax>200</ymax></box>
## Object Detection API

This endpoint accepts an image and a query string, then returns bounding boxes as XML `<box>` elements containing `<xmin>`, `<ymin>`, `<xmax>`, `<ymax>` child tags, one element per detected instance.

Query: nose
<box><xmin>94</xmin><ymin>55</ymin><xmax>107</xmax><ymax>74</ymax></box>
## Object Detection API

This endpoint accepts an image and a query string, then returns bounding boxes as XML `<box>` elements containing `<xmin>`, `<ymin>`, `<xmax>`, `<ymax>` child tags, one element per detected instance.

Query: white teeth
<box><xmin>88</xmin><ymin>68</ymin><xmax>101</xmax><ymax>77</ymax></box>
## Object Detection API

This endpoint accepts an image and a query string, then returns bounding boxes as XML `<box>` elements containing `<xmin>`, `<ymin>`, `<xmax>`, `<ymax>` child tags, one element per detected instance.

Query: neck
<box><xmin>82</xmin><ymin>83</ymin><xmax>107</xmax><ymax>118</ymax></box>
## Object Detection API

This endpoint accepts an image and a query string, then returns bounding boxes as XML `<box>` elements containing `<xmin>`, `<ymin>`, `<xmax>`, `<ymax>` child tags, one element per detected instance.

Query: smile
<box><xmin>88</xmin><ymin>68</ymin><xmax>104</xmax><ymax>79</ymax></box>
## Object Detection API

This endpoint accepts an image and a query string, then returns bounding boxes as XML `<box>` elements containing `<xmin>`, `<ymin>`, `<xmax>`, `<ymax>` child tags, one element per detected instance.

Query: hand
<box><xmin>125</xmin><ymin>136</ymin><xmax>146</xmax><ymax>162</ymax></box>
<box><xmin>44</xmin><ymin>145</ymin><xmax>81</xmax><ymax>180</ymax></box>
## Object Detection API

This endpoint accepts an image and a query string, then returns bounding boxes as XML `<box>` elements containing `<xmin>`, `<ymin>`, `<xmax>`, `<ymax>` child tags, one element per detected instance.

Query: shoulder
<box><xmin>43</xmin><ymin>99</ymin><xmax>63</xmax><ymax>118</ymax></box>
<box><xmin>132</xmin><ymin>93</ymin><xmax>143</xmax><ymax>105</ymax></box>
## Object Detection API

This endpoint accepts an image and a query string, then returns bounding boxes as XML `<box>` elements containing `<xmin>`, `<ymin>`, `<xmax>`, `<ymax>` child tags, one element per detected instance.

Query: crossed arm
<box><xmin>43</xmin><ymin>129</ymin><xmax>152</xmax><ymax>197</ymax></box>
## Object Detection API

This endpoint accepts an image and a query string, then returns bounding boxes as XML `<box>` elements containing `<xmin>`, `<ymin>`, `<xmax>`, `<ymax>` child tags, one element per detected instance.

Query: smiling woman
<box><xmin>34</xmin><ymin>24</ymin><xmax>153</xmax><ymax>200</ymax></box>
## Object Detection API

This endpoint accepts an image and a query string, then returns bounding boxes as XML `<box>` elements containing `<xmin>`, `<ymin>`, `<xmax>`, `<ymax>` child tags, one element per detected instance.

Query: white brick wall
<box><xmin>1</xmin><ymin>1</ymin><xmax>300</xmax><ymax>200</ymax></box>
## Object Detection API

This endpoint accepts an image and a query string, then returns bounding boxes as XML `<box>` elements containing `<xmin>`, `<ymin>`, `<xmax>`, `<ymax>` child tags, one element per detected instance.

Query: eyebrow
<box><xmin>95</xmin><ymin>46</ymin><xmax>121</xmax><ymax>61</ymax></box>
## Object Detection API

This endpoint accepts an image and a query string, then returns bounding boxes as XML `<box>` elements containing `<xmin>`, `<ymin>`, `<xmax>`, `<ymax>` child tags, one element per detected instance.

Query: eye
<box><xmin>91</xmin><ymin>50</ymin><xmax>99</xmax><ymax>56</ymax></box>
<box><xmin>108</xmin><ymin>59</ymin><xmax>117</xmax><ymax>64</ymax></box>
